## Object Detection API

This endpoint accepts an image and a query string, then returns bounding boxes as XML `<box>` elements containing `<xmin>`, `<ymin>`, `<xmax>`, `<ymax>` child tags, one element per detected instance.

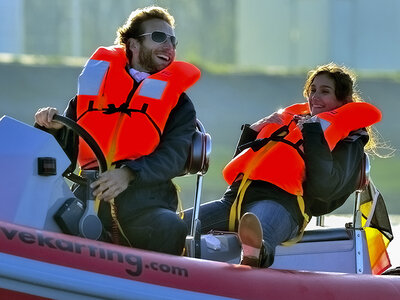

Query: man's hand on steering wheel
<box><xmin>35</xmin><ymin>107</ymin><xmax>64</xmax><ymax>130</ymax></box>
<box><xmin>91</xmin><ymin>167</ymin><xmax>135</xmax><ymax>202</ymax></box>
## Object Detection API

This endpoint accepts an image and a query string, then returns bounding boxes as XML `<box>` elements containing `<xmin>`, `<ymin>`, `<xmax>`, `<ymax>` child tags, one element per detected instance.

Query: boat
<box><xmin>0</xmin><ymin>114</ymin><xmax>399</xmax><ymax>299</ymax></box>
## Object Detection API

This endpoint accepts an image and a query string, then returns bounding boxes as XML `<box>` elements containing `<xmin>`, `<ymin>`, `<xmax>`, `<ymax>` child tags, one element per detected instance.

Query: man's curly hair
<box><xmin>115</xmin><ymin>6</ymin><xmax>175</xmax><ymax>46</ymax></box>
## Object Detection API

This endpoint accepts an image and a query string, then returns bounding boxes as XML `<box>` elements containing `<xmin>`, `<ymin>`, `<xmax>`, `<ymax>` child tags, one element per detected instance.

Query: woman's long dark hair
<box><xmin>303</xmin><ymin>63</ymin><xmax>392</xmax><ymax>157</ymax></box>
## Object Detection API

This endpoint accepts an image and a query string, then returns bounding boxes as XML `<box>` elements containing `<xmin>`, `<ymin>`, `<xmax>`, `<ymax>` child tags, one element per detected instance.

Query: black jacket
<box><xmin>302</xmin><ymin>123</ymin><xmax>367</xmax><ymax>216</ymax></box>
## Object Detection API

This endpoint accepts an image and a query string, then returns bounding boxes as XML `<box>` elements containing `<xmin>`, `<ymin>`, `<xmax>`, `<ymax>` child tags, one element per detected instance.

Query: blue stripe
<box><xmin>77</xmin><ymin>59</ymin><xmax>110</xmax><ymax>96</ymax></box>
<box><xmin>319</xmin><ymin>118</ymin><xmax>331</xmax><ymax>131</ymax></box>
<box><xmin>138</xmin><ymin>78</ymin><xmax>167</xmax><ymax>100</ymax></box>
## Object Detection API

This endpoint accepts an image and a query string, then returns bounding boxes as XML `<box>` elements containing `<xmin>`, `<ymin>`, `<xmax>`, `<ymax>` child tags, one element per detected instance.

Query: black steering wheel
<box><xmin>52</xmin><ymin>115</ymin><xmax>107</xmax><ymax>240</ymax></box>
<box><xmin>52</xmin><ymin>114</ymin><xmax>108</xmax><ymax>185</ymax></box>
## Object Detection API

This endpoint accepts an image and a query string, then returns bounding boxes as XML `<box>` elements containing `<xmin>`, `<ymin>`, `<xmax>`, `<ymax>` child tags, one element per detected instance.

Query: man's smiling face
<box><xmin>129</xmin><ymin>18</ymin><xmax>176</xmax><ymax>73</ymax></box>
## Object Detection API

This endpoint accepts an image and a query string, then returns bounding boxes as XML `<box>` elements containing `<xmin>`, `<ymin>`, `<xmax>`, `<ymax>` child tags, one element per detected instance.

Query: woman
<box><xmin>183</xmin><ymin>63</ymin><xmax>382</xmax><ymax>267</ymax></box>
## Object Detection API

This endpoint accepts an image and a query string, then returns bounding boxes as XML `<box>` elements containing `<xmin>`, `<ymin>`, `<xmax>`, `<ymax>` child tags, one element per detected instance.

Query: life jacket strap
<box><xmin>110</xmin><ymin>198</ymin><xmax>132</xmax><ymax>246</ymax></box>
<box><xmin>228</xmin><ymin>178</ymin><xmax>252</xmax><ymax>231</ymax></box>
<box><xmin>91</xmin><ymin>164</ymin><xmax>132</xmax><ymax>246</ymax></box>
<box><xmin>228</xmin><ymin>139</ymin><xmax>280</xmax><ymax>231</ymax></box>
<box><xmin>281</xmin><ymin>194</ymin><xmax>310</xmax><ymax>246</ymax></box>
<box><xmin>89</xmin><ymin>109</ymin><xmax>133</xmax><ymax>246</ymax></box>
<box><xmin>238</xmin><ymin>136</ymin><xmax>305</xmax><ymax>159</ymax></box>
<box><xmin>78</xmin><ymin>101</ymin><xmax>162</xmax><ymax>139</ymax></box>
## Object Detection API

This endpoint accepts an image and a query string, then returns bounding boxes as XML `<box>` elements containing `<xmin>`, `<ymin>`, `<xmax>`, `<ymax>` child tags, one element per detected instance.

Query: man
<box><xmin>35</xmin><ymin>6</ymin><xmax>200</xmax><ymax>255</ymax></box>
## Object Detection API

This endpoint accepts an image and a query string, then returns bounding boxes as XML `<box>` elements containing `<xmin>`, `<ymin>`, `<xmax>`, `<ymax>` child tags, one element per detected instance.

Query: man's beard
<box><xmin>138</xmin><ymin>47</ymin><xmax>163</xmax><ymax>74</ymax></box>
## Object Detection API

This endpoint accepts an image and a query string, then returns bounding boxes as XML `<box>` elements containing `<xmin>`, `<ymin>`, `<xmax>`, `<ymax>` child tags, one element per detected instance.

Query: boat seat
<box><xmin>298</xmin><ymin>228</ymin><xmax>352</xmax><ymax>243</ymax></box>
<box><xmin>182</xmin><ymin>119</ymin><xmax>211</xmax><ymax>176</ymax></box>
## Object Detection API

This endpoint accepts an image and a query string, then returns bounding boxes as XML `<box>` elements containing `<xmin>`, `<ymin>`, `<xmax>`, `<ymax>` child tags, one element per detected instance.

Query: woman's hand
<box><xmin>250</xmin><ymin>112</ymin><xmax>284</xmax><ymax>132</ymax></box>
<box><xmin>34</xmin><ymin>107</ymin><xmax>64</xmax><ymax>129</ymax></box>
<box><xmin>295</xmin><ymin>115</ymin><xmax>318</xmax><ymax>130</ymax></box>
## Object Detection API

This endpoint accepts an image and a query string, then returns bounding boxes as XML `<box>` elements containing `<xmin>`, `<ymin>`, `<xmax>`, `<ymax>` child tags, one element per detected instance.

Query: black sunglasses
<box><xmin>137</xmin><ymin>31</ymin><xmax>178</xmax><ymax>48</ymax></box>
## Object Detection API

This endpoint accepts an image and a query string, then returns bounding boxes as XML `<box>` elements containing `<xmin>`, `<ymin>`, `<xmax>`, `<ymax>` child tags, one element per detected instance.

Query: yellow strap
<box><xmin>109</xmin><ymin>198</ymin><xmax>132</xmax><ymax>247</ymax></box>
<box><xmin>173</xmin><ymin>182</ymin><xmax>184</xmax><ymax>219</ymax></box>
<box><xmin>90</xmin><ymin>111</ymin><xmax>134</xmax><ymax>246</ymax></box>
<box><xmin>93</xmin><ymin>195</ymin><xmax>101</xmax><ymax>214</ymax></box>
<box><xmin>228</xmin><ymin>179</ymin><xmax>251</xmax><ymax>231</ymax></box>
<box><xmin>106</xmin><ymin>115</ymin><xmax>125</xmax><ymax>168</ymax></box>
<box><xmin>93</xmin><ymin>163</ymin><xmax>114</xmax><ymax>214</ymax></box>
<box><xmin>93</xmin><ymin>111</ymin><xmax>124</xmax><ymax>213</ymax></box>
<box><xmin>281</xmin><ymin>194</ymin><xmax>310</xmax><ymax>246</ymax></box>
<box><xmin>228</xmin><ymin>140</ymin><xmax>278</xmax><ymax>231</ymax></box>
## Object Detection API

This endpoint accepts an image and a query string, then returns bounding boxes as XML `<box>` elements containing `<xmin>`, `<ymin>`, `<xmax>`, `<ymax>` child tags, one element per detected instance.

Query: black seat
<box><xmin>184</xmin><ymin>119</ymin><xmax>211</xmax><ymax>175</ymax></box>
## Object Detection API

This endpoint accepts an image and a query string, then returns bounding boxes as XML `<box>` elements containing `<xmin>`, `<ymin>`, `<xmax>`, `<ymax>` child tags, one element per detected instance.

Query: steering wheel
<box><xmin>52</xmin><ymin>114</ymin><xmax>108</xmax><ymax>185</ymax></box>
<box><xmin>51</xmin><ymin>115</ymin><xmax>109</xmax><ymax>240</ymax></box>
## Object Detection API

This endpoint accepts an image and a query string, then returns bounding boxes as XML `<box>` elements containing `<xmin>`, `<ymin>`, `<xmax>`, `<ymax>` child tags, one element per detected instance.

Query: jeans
<box><xmin>183</xmin><ymin>198</ymin><xmax>299</xmax><ymax>265</ymax></box>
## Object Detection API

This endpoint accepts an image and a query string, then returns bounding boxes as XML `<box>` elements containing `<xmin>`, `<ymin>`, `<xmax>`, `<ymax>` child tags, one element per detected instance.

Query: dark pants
<box><xmin>112</xmin><ymin>207</ymin><xmax>188</xmax><ymax>255</ymax></box>
<box><xmin>73</xmin><ymin>183</ymin><xmax>187</xmax><ymax>256</ymax></box>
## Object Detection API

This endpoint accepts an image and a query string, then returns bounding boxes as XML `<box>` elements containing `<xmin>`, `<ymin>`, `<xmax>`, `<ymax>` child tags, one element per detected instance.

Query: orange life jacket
<box><xmin>223</xmin><ymin>102</ymin><xmax>382</xmax><ymax>196</ymax></box>
<box><xmin>76</xmin><ymin>46</ymin><xmax>201</xmax><ymax>169</ymax></box>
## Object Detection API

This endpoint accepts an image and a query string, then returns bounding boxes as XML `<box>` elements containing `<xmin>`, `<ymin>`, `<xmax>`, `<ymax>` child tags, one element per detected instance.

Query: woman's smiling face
<box><xmin>308</xmin><ymin>73</ymin><xmax>345</xmax><ymax>116</ymax></box>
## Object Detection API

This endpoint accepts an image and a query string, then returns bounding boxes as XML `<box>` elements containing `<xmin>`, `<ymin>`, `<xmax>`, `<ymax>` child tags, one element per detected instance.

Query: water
<box><xmin>310</xmin><ymin>214</ymin><xmax>400</xmax><ymax>270</ymax></box>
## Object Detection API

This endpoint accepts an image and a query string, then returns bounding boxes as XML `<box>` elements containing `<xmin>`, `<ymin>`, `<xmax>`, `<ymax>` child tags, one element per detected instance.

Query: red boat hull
<box><xmin>1</xmin><ymin>220</ymin><xmax>399</xmax><ymax>299</ymax></box>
